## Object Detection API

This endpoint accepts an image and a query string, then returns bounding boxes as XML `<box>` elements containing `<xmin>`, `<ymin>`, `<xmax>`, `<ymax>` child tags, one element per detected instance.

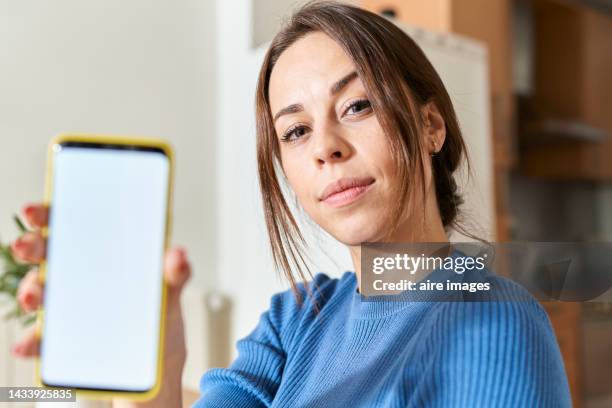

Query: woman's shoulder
<box><xmin>412</xmin><ymin>276</ymin><xmax>571</xmax><ymax>407</ymax></box>
<box><xmin>430</xmin><ymin>272</ymin><xmax>555</xmax><ymax>340</ymax></box>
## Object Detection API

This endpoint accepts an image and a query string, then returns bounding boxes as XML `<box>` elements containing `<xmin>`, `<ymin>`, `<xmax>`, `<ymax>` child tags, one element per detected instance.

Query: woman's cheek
<box><xmin>300</xmin><ymin>194</ymin><xmax>321</xmax><ymax>221</ymax></box>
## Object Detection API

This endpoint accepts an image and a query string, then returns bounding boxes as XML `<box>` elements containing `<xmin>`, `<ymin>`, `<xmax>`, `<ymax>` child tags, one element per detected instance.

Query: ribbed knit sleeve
<box><xmin>193</xmin><ymin>273</ymin><xmax>334</xmax><ymax>407</ymax></box>
<box><xmin>407</xmin><ymin>299</ymin><xmax>572</xmax><ymax>408</ymax></box>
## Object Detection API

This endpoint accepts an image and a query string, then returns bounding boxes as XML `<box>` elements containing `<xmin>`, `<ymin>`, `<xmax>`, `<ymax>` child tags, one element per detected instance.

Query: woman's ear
<box><xmin>421</xmin><ymin>101</ymin><xmax>446</xmax><ymax>155</ymax></box>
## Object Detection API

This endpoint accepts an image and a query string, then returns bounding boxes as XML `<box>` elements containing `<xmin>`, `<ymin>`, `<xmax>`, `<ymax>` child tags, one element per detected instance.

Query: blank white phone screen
<box><xmin>41</xmin><ymin>143</ymin><xmax>169</xmax><ymax>392</ymax></box>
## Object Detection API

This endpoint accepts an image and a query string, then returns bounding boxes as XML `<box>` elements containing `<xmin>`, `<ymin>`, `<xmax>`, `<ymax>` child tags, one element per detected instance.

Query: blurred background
<box><xmin>0</xmin><ymin>0</ymin><xmax>610</xmax><ymax>407</ymax></box>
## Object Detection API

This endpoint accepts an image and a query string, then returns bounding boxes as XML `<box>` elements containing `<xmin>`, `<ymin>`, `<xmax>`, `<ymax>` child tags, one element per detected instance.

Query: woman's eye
<box><xmin>344</xmin><ymin>99</ymin><xmax>372</xmax><ymax>116</ymax></box>
<box><xmin>281</xmin><ymin>125</ymin><xmax>309</xmax><ymax>143</ymax></box>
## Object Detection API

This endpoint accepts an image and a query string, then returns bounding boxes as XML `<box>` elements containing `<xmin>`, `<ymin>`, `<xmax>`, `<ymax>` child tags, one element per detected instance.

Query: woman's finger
<box><xmin>21</xmin><ymin>203</ymin><xmax>49</xmax><ymax>230</ymax></box>
<box><xmin>16</xmin><ymin>268</ymin><xmax>43</xmax><ymax>312</ymax></box>
<box><xmin>10</xmin><ymin>232</ymin><xmax>46</xmax><ymax>264</ymax></box>
<box><xmin>11</xmin><ymin>323</ymin><xmax>40</xmax><ymax>358</ymax></box>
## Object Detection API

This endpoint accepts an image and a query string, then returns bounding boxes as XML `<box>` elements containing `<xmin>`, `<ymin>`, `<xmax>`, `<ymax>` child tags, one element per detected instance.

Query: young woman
<box><xmin>11</xmin><ymin>2</ymin><xmax>571</xmax><ymax>407</ymax></box>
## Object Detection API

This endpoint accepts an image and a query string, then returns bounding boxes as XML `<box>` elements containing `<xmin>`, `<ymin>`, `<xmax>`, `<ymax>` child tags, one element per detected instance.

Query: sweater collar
<box><xmin>349</xmin><ymin>248</ymin><xmax>466</xmax><ymax>319</ymax></box>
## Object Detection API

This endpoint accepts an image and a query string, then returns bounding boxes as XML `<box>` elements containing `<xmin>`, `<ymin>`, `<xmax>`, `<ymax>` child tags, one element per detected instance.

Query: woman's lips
<box><xmin>320</xmin><ymin>177</ymin><xmax>375</xmax><ymax>208</ymax></box>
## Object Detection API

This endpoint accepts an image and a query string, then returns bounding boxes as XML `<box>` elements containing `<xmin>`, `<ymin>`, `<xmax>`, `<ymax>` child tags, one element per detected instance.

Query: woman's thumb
<box><xmin>164</xmin><ymin>247</ymin><xmax>191</xmax><ymax>291</ymax></box>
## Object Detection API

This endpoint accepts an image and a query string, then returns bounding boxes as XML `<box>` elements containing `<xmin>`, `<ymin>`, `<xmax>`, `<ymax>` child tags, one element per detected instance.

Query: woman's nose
<box><xmin>311</xmin><ymin>126</ymin><xmax>352</xmax><ymax>166</ymax></box>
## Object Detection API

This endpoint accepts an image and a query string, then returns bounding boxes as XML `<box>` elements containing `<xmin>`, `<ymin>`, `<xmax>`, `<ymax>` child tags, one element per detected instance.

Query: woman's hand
<box><xmin>10</xmin><ymin>203</ymin><xmax>192</xmax><ymax>408</ymax></box>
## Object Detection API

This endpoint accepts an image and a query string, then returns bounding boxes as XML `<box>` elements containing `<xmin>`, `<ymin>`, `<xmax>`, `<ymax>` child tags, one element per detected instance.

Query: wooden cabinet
<box><xmin>521</xmin><ymin>0</ymin><xmax>612</xmax><ymax>181</ymax></box>
<box><xmin>542</xmin><ymin>302</ymin><xmax>583</xmax><ymax>407</ymax></box>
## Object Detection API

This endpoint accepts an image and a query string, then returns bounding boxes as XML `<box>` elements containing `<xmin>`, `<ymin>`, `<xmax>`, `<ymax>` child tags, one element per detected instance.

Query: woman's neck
<box><xmin>348</xmin><ymin>211</ymin><xmax>449</xmax><ymax>293</ymax></box>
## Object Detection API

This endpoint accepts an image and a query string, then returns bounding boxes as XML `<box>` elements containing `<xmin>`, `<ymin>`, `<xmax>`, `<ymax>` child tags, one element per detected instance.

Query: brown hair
<box><xmin>256</xmin><ymin>1</ymin><xmax>473</xmax><ymax>305</ymax></box>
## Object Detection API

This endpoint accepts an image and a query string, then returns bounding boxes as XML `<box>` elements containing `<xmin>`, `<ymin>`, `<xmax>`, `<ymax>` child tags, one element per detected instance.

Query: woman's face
<box><xmin>268</xmin><ymin>32</ymin><xmax>436</xmax><ymax>246</ymax></box>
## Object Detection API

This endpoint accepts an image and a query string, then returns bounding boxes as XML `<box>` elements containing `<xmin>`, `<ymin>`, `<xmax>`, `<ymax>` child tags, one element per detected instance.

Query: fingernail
<box><xmin>24</xmin><ymin>205</ymin><xmax>35</xmax><ymax>217</ymax></box>
<box><xmin>23</xmin><ymin>292</ymin><xmax>34</xmax><ymax>306</ymax></box>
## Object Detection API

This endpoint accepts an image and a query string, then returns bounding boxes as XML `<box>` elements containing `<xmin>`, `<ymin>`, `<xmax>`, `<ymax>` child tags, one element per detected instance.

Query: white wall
<box><xmin>215</xmin><ymin>1</ymin><xmax>296</xmax><ymax>361</ymax></box>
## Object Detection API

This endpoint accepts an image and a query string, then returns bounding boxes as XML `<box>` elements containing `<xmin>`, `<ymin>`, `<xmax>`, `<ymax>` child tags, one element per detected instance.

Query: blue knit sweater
<box><xmin>193</xmin><ymin>261</ymin><xmax>571</xmax><ymax>407</ymax></box>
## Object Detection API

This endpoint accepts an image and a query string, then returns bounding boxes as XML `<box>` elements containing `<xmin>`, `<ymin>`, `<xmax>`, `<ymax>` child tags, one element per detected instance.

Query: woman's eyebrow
<box><xmin>330</xmin><ymin>70</ymin><xmax>358</xmax><ymax>95</ymax></box>
<box><xmin>273</xmin><ymin>71</ymin><xmax>358</xmax><ymax>123</ymax></box>
<box><xmin>274</xmin><ymin>103</ymin><xmax>303</xmax><ymax>123</ymax></box>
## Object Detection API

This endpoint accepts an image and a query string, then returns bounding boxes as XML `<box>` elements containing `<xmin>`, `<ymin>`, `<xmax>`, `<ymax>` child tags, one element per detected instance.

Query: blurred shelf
<box><xmin>522</xmin><ymin>119</ymin><xmax>608</xmax><ymax>146</ymax></box>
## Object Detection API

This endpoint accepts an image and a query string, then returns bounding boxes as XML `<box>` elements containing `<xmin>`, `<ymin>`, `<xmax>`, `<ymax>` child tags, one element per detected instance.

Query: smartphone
<box><xmin>34</xmin><ymin>134</ymin><xmax>174</xmax><ymax>401</ymax></box>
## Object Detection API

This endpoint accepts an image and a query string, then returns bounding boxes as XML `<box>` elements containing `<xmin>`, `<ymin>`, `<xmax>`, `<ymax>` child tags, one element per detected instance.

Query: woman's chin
<box><xmin>328</xmin><ymin>223</ymin><xmax>383</xmax><ymax>247</ymax></box>
<box><xmin>314</xmin><ymin>204</ymin><xmax>390</xmax><ymax>246</ymax></box>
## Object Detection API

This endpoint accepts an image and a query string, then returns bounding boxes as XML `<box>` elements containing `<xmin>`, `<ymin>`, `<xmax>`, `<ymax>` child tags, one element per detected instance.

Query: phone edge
<box><xmin>33</xmin><ymin>132</ymin><xmax>175</xmax><ymax>403</ymax></box>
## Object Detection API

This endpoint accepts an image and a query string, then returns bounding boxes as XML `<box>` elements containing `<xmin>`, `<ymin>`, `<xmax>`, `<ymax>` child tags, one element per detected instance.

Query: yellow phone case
<box><xmin>34</xmin><ymin>133</ymin><xmax>174</xmax><ymax>402</ymax></box>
